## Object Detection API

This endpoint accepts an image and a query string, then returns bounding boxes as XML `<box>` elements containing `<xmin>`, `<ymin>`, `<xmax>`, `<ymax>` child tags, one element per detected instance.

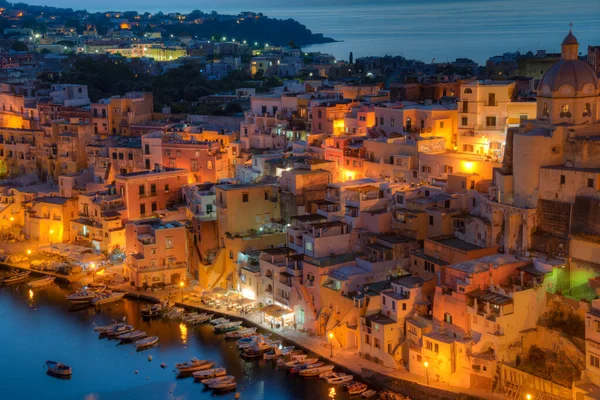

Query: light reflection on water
<box><xmin>0</xmin><ymin>277</ymin><xmax>348</xmax><ymax>400</ymax></box>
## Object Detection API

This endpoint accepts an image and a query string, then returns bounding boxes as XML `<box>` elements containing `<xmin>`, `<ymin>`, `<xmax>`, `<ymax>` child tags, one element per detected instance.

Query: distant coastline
<box><xmin>0</xmin><ymin>1</ymin><xmax>336</xmax><ymax>47</ymax></box>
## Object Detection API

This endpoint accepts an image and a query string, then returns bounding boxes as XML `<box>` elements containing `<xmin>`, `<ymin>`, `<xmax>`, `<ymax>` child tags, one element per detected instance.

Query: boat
<box><xmin>106</xmin><ymin>324</ymin><xmax>134</xmax><ymax>338</ymax></box>
<box><xmin>190</xmin><ymin>314</ymin><xmax>213</xmax><ymax>325</ymax></box>
<box><xmin>176</xmin><ymin>358</ymin><xmax>214</xmax><ymax>374</ymax></box>
<box><xmin>238</xmin><ymin>338</ymin><xmax>281</xmax><ymax>351</ymax></box>
<box><xmin>210</xmin><ymin>317</ymin><xmax>229</xmax><ymax>326</ymax></box>
<box><xmin>263</xmin><ymin>346</ymin><xmax>295</xmax><ymax>360</ymax></box>
<box><xmin>200</xmin><ymin>375</ymin><xmax>235</xmax><ymax>385</ymax></box>
<box><xmin>68</xmin><ymin>289</ymin><xmax>99</xmax><ymax>304</ymax></box>
<box><xmin>225</xmin><ymin>327</ymin><xmax>256</xmax><ymax>339</ymax></box>
<box><xmin>2</xmin><ymin>271</ymin><xmax>30</xmax><ymax>284</ymax></box>
<box><xmin>276</xmin><ymin>353</ymin><xmax>306</xmax><ymax>367</ymax></box>
<box><xmin>27</xmin><ymin>276</ymin><xmax>56</xmax><ymax>288</ymax></box>
<box><xmin>192</xmin><ymin>367</ymin><xmax>226</xmax><ymax>380</ymax></box>
<box><xmin>214</xmin><ymin>321</ymin><xmax>243</xmax><ymax>333</ymax></box>
<box><xmin>327</xmin><ymin>373</ymin><xmax>353</xmax><ymax>384</ymax></box>
<box><xmin>118</xmin><ymin>330</ymin><xmax>147</xmax><ymax>343</ymax></box>
<box><xmin>165</xmin><ymin>307</ymin><xmax>184</xmax><ymax>319</ymax></box>
<box><xmin>290</xmin><ymin>361</ymin><xmax>324</xmax><ymax>374</ymax></box>
<box><xmin>283</xmin><ymin>357</ymin><xmax>315</xmax><ymax>369</ymax></box>
<box><xmin>91</xmin><ymin>291</ymin><xmax>126</xmax><ymax>306</ymax></box>
<box><xmin>181</xmin><ymin>312</ymin><xmax>200</xmax><ymax>322</ymax></box>
<box><xmin>319</xmin><ymin>370</ymin><xmax>336</xmax><ymax>379</ymax></box>
<box><xmin>135</xmin><ymin>336</ymin><xmax>159</xmax><ymax>351</ymax></box>
<box><xmin>141</xmin><ymin>302</ymin><xmax>169</xmax><ymax>318</ymax></box>
<box><xmin>94</xmin><ymin>320</ymin><xmax>122</xmax><ymax>333</ymax></box>
<box><xmin>45</xmin><ymin>360</ymin><xmax>72</xmax><ymax>377</ymax></box>
<box><xmin>361</xmin><ymin>389</ymin><xmax>378</xmax><ymax>398</ymax></box>
<box><xmin>210</xmin><ymin>381</ymin><xmax>237</xmax><ymax>392</ymax></box>
<box><xmin>348</xmin><ymin>383</ymin><xmax>367</xmax><ymax>396</ymax></box>
<box><xmin>299</xmin><ymin>365</ymin><xmax>334</xmax><ymax>377</ymax></box>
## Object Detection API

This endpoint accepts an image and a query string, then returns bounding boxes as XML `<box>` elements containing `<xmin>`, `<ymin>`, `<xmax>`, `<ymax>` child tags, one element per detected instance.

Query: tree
<box><xmin>10</xmin><ymin>41</ymin><xmax>28</xmax><ymax>52</ymax></box>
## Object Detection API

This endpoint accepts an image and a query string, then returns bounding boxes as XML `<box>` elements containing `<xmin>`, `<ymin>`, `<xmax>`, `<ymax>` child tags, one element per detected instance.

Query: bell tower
<box><xmin>561</xmin><ymin>23</ymin><xmax>579</xmax><ymax>60</ymax></box>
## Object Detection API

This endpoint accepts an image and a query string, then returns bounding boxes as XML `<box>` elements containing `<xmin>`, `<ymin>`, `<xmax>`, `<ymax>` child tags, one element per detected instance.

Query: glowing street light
<box><xmin>180</xmin><ymin>281</ymin><xmax>184</xmax><ymax>301</ymax></box>
<box><xmin>424</xmin><ymin>361</ymin><xmax>430</xmax><ymax>385</ymax></box>
<box><xmin>328</xmin><ymin>332</ymin><xmax>334</xmax><ymax>357</ymax></box>
<box><xmin>27</xmin><ymin>249</ymin><xmax>32</xmax><ymax>267</ymax></box>
<box><xmin>90</xmin><ymin>262</ymin><xmax>96</xmax><ymax>283</ymax></box>
<box><xmin>526</xmin><ymin>395</ymin><xmax>532</xmax><ymax>400</ymax></box>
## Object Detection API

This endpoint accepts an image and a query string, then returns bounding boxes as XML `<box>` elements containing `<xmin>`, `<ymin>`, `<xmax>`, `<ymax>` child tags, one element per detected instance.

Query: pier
<box><xmin>0</xmin><ymin>262</ymin><xmax>80</xmax><ymax>284</ymax></box>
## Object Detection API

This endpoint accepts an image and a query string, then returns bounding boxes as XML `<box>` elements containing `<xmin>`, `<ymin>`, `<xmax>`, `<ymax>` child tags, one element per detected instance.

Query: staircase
<box><xmin>293</xmin><ymin>280</ymin><xmax>317</xmax><ymax>319</ymax></box>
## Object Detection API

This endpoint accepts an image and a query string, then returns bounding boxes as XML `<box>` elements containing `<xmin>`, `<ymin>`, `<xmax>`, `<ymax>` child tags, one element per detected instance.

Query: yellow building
<box><xmin>92</xmin><ymin>92</ymin><xmax>153</xmax><ymax>135</ymax></box>
<box><xmin>24</xmin><ymin>196</ymin><xmax>78</xmax><ymax>244</ymax></box>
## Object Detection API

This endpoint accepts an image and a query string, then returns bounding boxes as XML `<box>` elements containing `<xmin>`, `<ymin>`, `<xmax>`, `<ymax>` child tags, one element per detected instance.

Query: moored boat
<box><xmin>181</xmin><ymin>312</ymin><xmax>200</xmax><ymax>322</ymax></box>
<box><xmin>106</xmin><ymin>324</ymin><xmax>134</xmax><ymax>338</ymax></box>
<box><xmin>209</xmin><ymin>317</ymin><xmax>229</xmax><ymax>326</ymax></box>
<box><xmin>299</xmin><ymin>364</ymin><xmax>334</xmax><ymax>377</ymax></box>
<box><xmin>192</xmin><ymin>367</ymin><xmax>226</xmax><ymax>380</ymax></box>
<box><xmin>2</xmin><ymin>271</ymin><xmax>30</xmax><ymax>284</ymax></box>
<box><xmin>283</xmin><ymin>357</ymin><xmax>315</xmax><ymax>369</ymax></box>
<box><xmin>118</xmin><ymin>330</ymin><xmax>147</xmax><ymax>343</ymax></box>
<box><xmin>141</xmin><ymin>302</ymin><xmax>169</xmax><ymax>318</ymax></box>
<box><xmin>176</xmin><ymin>358</ymin><xmax>214</xmax><ymax>374</ymax></box>
<box><xmin>190</xmin><ymin>314</ymin><xmax>213</xmax><ymax>325</ymax></box>
<box><xmin>200</xmin><ymin>375</ymin><xmax>235</xmax><ymax>385</ymax></box>
<box><xmin>327</xmin><ymin>373</ymin><xmax>353</xmax><ymax>385</ymax></box>
<box><xmin>290</xmin><ymin>361</ymin><xmax>324</xmax><ymax>373</ymax></box>
<box><xmin>361</xmin><ymin>389</ymin><xmax>378</xmax><ymax>398</ymax></box>
<box><xmin>164</xmin><ymin>307</ymin><xmax>184</xmax><ymax>319</ymax></box>
<box><xmin>27</xmin><ymin>276</ymin><xmax>56</xmax><ymax>288</ymax></box>
<box><xmin>224</xmin><ymin>327</ymin><xmax>256</xmax><ymax>339</ymax></box>
<box><xmin>68</xmin><ymin>289</ymin><xmax>99</xmax><ymax>304</ymax></box>
<box><xmin>91</xmin><ymin>291</ymin><xmax>126</xmax><ymax>306</ymax></box>
<box><xmin>214</xmin><ymin>321</ymin><xmax>243</xmax><ymax>333</ymax></box>
<box><xmin>135</xmin><ymin>336</ymin><xmax>159</xmax><ymax>351</ymax></box>
<box><xmin>210</xmin><ymin>381</ymin><xmax>237</xmax><ymax>392</ymax></box>
<box><xmin>348</xmin><ymin>383</ymin><xmax>368</xmax><ymax>396</ymax></box>
<box><xmin>45</xmin><ymin>360</ymin><xmax>72</xmax><ymax>377</ymax></box>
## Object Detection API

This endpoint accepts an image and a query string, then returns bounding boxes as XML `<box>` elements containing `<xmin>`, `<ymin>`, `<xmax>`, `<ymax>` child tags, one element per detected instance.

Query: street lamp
<box><xmin>91</xmin><ymin>262</ymin><xmax>96</xmax><ymax>283</ymax></box>
<box><xmin>27</xmin><ymin>249</ymin><xmax>31</xmax><ymax>267</ymax></box>
<box><xmin>49</xmin><ymin>229</ymin><xmax>54</xmax><ymax>244</ymax></box>
<box><xmin>526</xmin><ymin>395</ymin><xmax>532</xmax><ymax>400</ymax></box>
<box><xmin>180</xmin><ymin>281</ymin><xmax>184</xmax><ymax>302</ymax></box>
<box><xmin>328</xmin><ymin>332</ymin><xmax>334</xmax><ymax>358</ymax></box>
<box><xmin>424</xmin><ymin>361</ymin><xmax>429</xmax><ymax>385</ymax></box>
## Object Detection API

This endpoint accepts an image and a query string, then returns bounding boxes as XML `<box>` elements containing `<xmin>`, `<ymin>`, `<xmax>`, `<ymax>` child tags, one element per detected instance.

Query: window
<box><xmin>112</xmin><ymin>152</ymin><xmax>117</xmax><ymax>160</ymax></box>
<box><xmin>140</xmin><ymin>204</ymin><xmax>146</xmax><ymax>215</ymax></box>
<box><xmin>444</xmin><ymin>313</ymin><xmax>453</xmax><ymax>324</ymax></box>
<box><xmin>207</xmin><ymin>160</ymin><xmax>213</xmax><ymax>170</ymax></box>
<box><xmin>408</xmin><ymin>324</ymin><xmax>417</xmax><ymax>335</ymax></box>
<box><xmin>379</xmin><ymin>116</ymin><xmax>384</xmax><ymax>125</ymax></box>
<box><xmin>392</xmin><ymin>301</ymin><xmax>396</xmax><ymax>310</ymax></box>
<box><xmin>520</xmin><ymin>114</ymin><xmax>528</xmax><ymax>123</ymax></box>
<box><xmin>374</xmin><ymin>338</ymin><xmax>380</xmax><ymax>349</ymax></box>
<box><xmin>424</xmin><ymin>261</ymin><xmax>435</xmax><ymax>273</ymax></box>
<box><xmin>190</xmin><ymin>160</ymin><xmax>198</xmax><ymax>172</ymax></box>
<box><xmin>464</xmin><ymin>88</ymin><xmax>472</xmax><ymax>94</ymax></box>
<box><xmin>390</xmin><ymin>117</ymin><xmax>395</xmax><ymax>127</ymax></box>
<box><xmin>560</xmin><ymin>175</ymin><xmax>566</xmax><ymax>185</ymax></box>
<box><xmin>421</xmin><ymin>166</ymin><xmax>431</xmax><ymax>173</ymax></box>
<box><xmin>542</xmin><ymin>103</ymin><xmax>549</xmax><ymax>118</ymax></box>
<box><xmin>264</xmin><ymin>192</ymin><xmax>269</xmax><ymax>200</ymax></box>
<box><xmin>434</xmin><ymin>343</ymin><xmax>439</xmax><ymax>353</ymax></box>
<box><xmin>364</xmin><ymin>335</ymin><xmax>371</xmax><ymax>345</ymax></box>
<box><xmin>461</xmin><ymin>117</ymin><xmax>468</xmax><ymax>126</ymax></box>
<box><xmin>463</xmin><ymin>144</ymin><xmax>474</xmax><ymax>152</ymax></box>
<box><xmin>488</xmin><ymin>93</ymin><xmax>496</xmax><ymax>106</ymax></box>
<box><xmin>584</xmin><ymin>103</ymin><xmax>592</xmax><ymax>117</ymax></box>
<box><xmin>119</xmin><ymin>187</ymin><xmax>125</xmax><ymax>196</ymax></box>
<box><xmin>118</xmin><ymin>153</ymin><xmax>124</xmax><ymax>160</ymax></box>
<box><xmin>402</xmin><ymin>303</ymin><xmax>406</xmax><ymax>311</ymax></box>
<box><xmin>128</xmin><ymin>153</ymin><xmax>133</xmax><ymax>160</ymax></box>
<box><xmin>164</xmin><ymin>184</ymin><xmax>170</xmax><ymax>192</ymax></box>
<box><xmin>305</xmin><ymin>242</ymin><xmax>313</xmax><ymax>252</ymax></box>
<box><xmin>242</xmin><ymin>193</ymin><xmax>249</xmax><ymax>202</ymax></box>
<box><xmin>426</xmin><ymin>341</ymin><xmax>433</xmax><ymax>351</ymax></box>
<box><xmin>440</xmin><ymin>121</ymin><xmax>444</xmax><ymax>129</ymax></box>
<box><xmin>561</xmin><ymin>104</ymin><xmax>571</xmax><ymax>117</ymax></box>
<box><xmin>165</xmin><ymin>237</ymin><xmax>174</xmax><ymax>249</ymax></box>
<box><xmin>429</xmin><ymin>215</ymin><xmax>434</xmax><ymax>226</ymax></box>
<box><xmin>150</xmin><ymin>184</ymin><xmax>156</xmax><ymax>194</ymax></box>
<box><xmin>139</xmin><ymin>185</ymin><xmax>145</xmax><ymax>195</ymax></box>
<box><xmin>151</xmin><ymin>202</ymin><xmax>157</xmax><ymax>212</ymax></box>
<box><xmin>444</xmin><ymin>165</ymin><xmax>453</xmax><ymax>174</ymax></box>
<box><xmin>485</xmin><ymin>116</ymin><xmax>496</xmax><ymax>127</ymax></box>
<box><xmin>588</xmin><ymin>179</ymin><xmax>594</xmax><ymax>188</ymax></box>
<box><xmin>490</xmin><ymin>142</ymin><xmax>501</xmax><ymax>150</ymax></box>
<box><xmin>374</xmin><ymin>323</ymin><xmax>380</xmax><ymax>332</ymax></box>
<box><xmin>591</xmin><ymin>354</ymin><xmax>600</xmax><ymax>368</ymax></box>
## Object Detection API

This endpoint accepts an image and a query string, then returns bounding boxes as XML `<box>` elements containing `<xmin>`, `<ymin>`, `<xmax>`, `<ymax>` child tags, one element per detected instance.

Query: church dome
<box><xmin>538</xmin><ymin>59</ymin><xmax>598</xmax><ymax>93</ymax></box>
<box><xmin>562</xmin><ymin>31</ymin><xmax>578</xmax><ymax>45</ymax></box>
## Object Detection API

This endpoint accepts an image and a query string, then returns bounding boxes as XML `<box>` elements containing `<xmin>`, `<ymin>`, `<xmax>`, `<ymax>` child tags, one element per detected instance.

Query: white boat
<box><xmin>141</xmin><ymin>302</ymin><xmax>169</xmax><ymax>318</ymax></box>
<box><xmin>290</xmin><ymin>361</ymin><xmax>324</xmax><ymax>373</ymax></box>
<box><xmin>28</xmin><ymin>276</ymin><xmax>56</xmax><ymax>288</ymax></box>
<box><xmin>283</xmin><ymin>357</ymin><xmax>317</xmax><ymax>368</ymax></box>
<box><xmin>214</xmin><ymin>321</ymin><xmax>243</xmax><ymax>333</ymax></box>
<box><xmin>192</xmin><ymin>367</ymin><xmax>226</xmax><ymax>380</ymax></box>
<box><xmin>361</xmin><ymin>389</ymin><xmax>378</xmax><ymax>398</ymax></box>
<box><xmin>46</xmin><ymin>360</ymin><xmax>72</xmax><ymax>377</ymax></box>
<box><xmin>68</xmin><ymin>289</ymin><xmax>99</xmax><ymax>304</ymax></box>
<box><xmin>176</xmin><ymin>358</ymin><xmax>214</xmax><ymax>374</ymax></box>
<box><xmin>190</xmin><ymin>314</ymin><xmax>213</xmax><ymax>325</ymax></box>
<box><xmin>2</xmin><ymin>271</ymin><xmax>30</xmax><ymax>284</ymax></box>
<box><xmin>327</xmin><ymin>373</ymin><xmax>353</xmax><ymax>384</ymax></box>
<box><xmin>106</xmin><ymin>324</ymin><xmax>134</xmax><ymax>337</ymax></box>
<box><xmin>263</xmin><ymin>346</ymin><xmax>295</xmax><ymax>360</ymax></box>
<box><xmin>135</xmin><ymin>336</ymin><xmax>159</xmax><ymax>350</ymax></box>
<box><xmin>94</xmin><ymin>320</ymin><xmax>122</xmax><ymax>333</ymax></box>
<box><xmin>181</xmin><ymin>312</ymin><xmax>200</xmax><ymax>322</ymax></box>
<box><xmin>200</xmin><ymin>375</ymin><xmax>235</xmax><ymax>385</ymax></box>
<box><xmin>299</xmin><ymin>365</ymin><xmax>334</xmax><ymax>377</ymax></box>
<box><xmin>319</xmin><ymin>370</ymin><xmax>336</xmax><ymax>379</ymax></box>
<box><xmin>118</xmin><ymin>330</ymin><xmax>147</xmax><ymax>343</ymax></box>
<box><xmin>91</xmin><ymin>291</ymin><xmax>126</xmax><ymax>306</ymax></box>
<box><xmin>277</xmin><ymin>354</ymin><xmax>307</xmax><ymax>367</ymax></box>
<box><xmin>225</xmin><ymin>327</ymin><xmax>256</xmax><ymax>339</ymax></box>
<box><xmin>210</xmin><ymin>317</ymin><xmax>229</xmax><ymax>326</ymax></box>
<box><xmin>210</xmin><ymin>381</ymin><xmax>237</xmax><ymax>392</ymax></box>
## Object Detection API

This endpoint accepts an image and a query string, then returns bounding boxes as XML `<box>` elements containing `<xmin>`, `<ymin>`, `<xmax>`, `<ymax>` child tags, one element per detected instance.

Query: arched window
<box><xmin>405</xmin><ymin>117</ymin><xmax>412</xmax><ymax>132</ymax></box>
<box><xmin>464</xmin><ymin>88</ymin><xmax>472</xmax><ymax>94</ymax></box>
<box><xmin>542</xmin><ymin>103</ymin><xmax>549</xmax><ymax>117</ymax></box>
<box><xmin>583</xmin><ymin>103</ymin><xmax>591</xmax><ymax>117</ymax></box>
<box><xmin>560</xmin><ymin>104</ymin><xmax>571</xmax><ymax>118</ymax></box>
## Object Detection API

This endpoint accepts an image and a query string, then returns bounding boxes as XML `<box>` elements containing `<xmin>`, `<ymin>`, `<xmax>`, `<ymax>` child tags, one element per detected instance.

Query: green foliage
<box><xmin>10</xmin><ymin>41</ymin><xmax>28</xmax><ymax>52</ymax></box>
<box><xmin>518</xmin><ymin>345</ymin><xmax>582</xmax><ymax>387</ymax></box>
<box><xmin>545</xmin><ymin>305</ymin><xmax>585</xmax><ymax>339</ymax></box>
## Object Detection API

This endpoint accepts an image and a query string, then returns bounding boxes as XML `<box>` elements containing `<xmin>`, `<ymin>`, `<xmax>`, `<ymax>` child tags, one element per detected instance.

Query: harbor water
<box><xmin>0</xmin><ymin>276</ymin><xmax>350</xmax><ymax>400</ymax></box>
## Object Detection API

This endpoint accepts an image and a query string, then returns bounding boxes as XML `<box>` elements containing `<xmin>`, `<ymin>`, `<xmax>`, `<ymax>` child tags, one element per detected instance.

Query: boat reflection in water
<box><xmin>0</xmin><ymin>278</ymin><xmax>343</xmax><ymax>400</ymax></box>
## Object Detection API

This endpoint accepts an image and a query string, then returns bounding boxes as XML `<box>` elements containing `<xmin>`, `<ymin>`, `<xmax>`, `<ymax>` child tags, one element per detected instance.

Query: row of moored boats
<box><xmin>66</xmin><ymin>286</ymin><xmax>126</xmax><ymax>306</ymax></box>
<box><xmin>1</xmin><ymin>270</ymin><xmax>58</xmax><ymax>287</ymax></box>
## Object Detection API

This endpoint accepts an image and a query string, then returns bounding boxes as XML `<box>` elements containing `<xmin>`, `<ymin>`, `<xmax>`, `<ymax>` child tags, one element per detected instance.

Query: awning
<box><xmin>235</xmin><ymin>298</ymin><xmax>256</xmax><ymax>306</ymax></box>
<box><xmin>262</xmin><ymin>304</ymin><xmax>293</xmax><ymax>319</ymax></box>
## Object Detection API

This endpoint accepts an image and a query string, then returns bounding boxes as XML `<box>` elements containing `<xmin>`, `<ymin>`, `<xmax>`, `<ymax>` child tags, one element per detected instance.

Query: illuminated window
<box><xmin>542</xmin><ymin>103</ymin><xmax>549</xmax><ymax>118</ymax></box>
<box><xmin>165</xmin><ymin>237</ymin><xmax>173</xmax><ymax>249</ymax></box>
<box><xmin>560</xmin><ymin>104</ymin><xmax>571</xmax><ymax>118</ymax></box>
<box><xmin>584</xmin><ymin>103</ymin><xmax>591</xmax><ymax>117</ymax></box>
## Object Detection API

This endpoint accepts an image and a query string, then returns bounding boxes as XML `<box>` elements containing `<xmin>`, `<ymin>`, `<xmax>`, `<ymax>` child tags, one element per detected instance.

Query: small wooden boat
<box><xmin>181</xmin><ymin>312</ymin><xmax>200</xmax><ymax>322</ymax></box>
<box><xmin>341</xmin><ymin>380</ymin><xmax>356</xmax><ymax>388</ymax></box>
<box><xmin>319</xmin><ymin>370</ymin><xmax>336</xmax><ymax>379</ymax></box>
<box><xmin>191</xmin><ymin>314</ymin><xmax>213</xmax><ymax>325</ymax></box>
<box><xmin>118</xmin><ymin>330</ymin><xmax>147</xmax><ymax>343</ymax></box>
<box><xmin>28</xmin><ymin>276</ymin><xmax>56</xmax><ymax>288</ymax></box>
<box><xmin>135</xmin><ymin>336</ymin><xmax>159</xmax><ymax>351</ymax></box>
<box><xmin>176</xmin><ymin>358</ymin><xmax>214</xmax><ymax>374</ymax></box>
<box><xmin>214</xmin><ymin>321</ymin><xmax>243</xmax><ymax>333</ymax></box>
<box><xmin>327</xmin><ymin>373</ymin><xmax>353</xmax><ymax>384</ymax></box>
<box><xmin>276</xmin><ymin>353</ymin><xmax>306</xmax><ymax>367</ymax></box>
<box><xmin>141</xmin><ymin>302</ymin><xmax>169</xmax><ymax>318</ymax></box>
<box><xmin>263</xmin><ymin>346</ymin><xmax>295</xmax><ymax>360</ymax></box>
<box><xmin>2</xmin><ymin>271</ymin><xmax>30</xmax><ymax>284</ymax></box>
<box><xmin>46</xmin><ymin>360</ymin><xmax>72</xmax><ymax>377</ymax></box>
<box><xmin>200</xmin><ymin>375</ymin><xmax>235</xmax><ymax>385</ymax></box>
<box><xmin>283</xmin><ymin>357</ymin><xmax>315</xmax><ymax>368</ymax></box>
<box><xmin>68</xmin><ymin>289</ymin><xmax>99</xmax><ymax>304</ymax></box>
<box><xmin>210</xmin><ymin>317</ymin><xmax>229</xmax><ymax>326</ymax></box>
<box><xmin>361</xmin><ymin>389</ymin><xmax>377</xmax><ymax>398</ymax></box>
<box><xmin>210</xmin><ymin>381</ymin><xmax>237</xmax><ymax>392</ymax></box>
<box><xmin>106</xmin><ymin>324</ymin><xmax>134</xmax><ymax>338</ymax></box>
<box><xmin>299</xmin><ymin>364</ymin><xmax>334</xmax><ymax>377</ymax></box>
<box><xmin>192</xmin><ymin>367</ymin><xmax>226</xmax><ymax>380</ymax></box>
<box><xmin>225</xmin><ymin>327</ymin><xmax>256</xmax><ymax>339</ymax></box>
<box><xmin>290</xmin><ymin>361</ymin><xmax>324</xmax><ymax>373</ymax></box>
<box><xmin>94</xmin><ymin>320</ymin><xmax>121</xmax><ymax>333</ymax></box>
<box><xmin>91</xmin><ymin>291</ymin><xmax>126</xmax><ymax>306</ymax></box>
<box><xmin>348</xmin><ymin>383</ymin><xmax>367</xmax><ymax>396</ymax></box>
<box><xmin>165</xmin><ymin>307</ymin><xmax>184</xmax><ymax>319</ymax></box>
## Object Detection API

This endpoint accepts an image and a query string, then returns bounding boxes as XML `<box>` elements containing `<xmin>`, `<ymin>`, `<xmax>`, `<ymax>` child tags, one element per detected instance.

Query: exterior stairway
<box><xmin>293</xmin><ymin>280</ymin><xmax>317</xmax><ymax>320</ymax></box>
